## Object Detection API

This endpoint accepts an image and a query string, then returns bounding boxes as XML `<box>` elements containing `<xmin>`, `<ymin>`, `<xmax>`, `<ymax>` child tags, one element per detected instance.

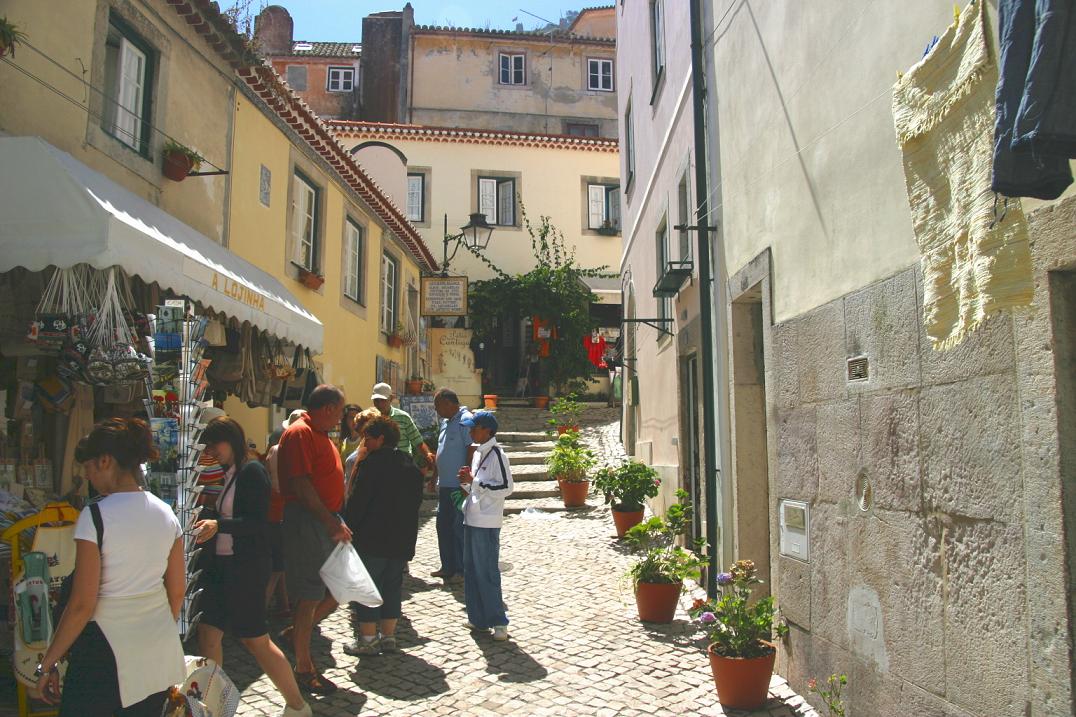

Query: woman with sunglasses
<box><xmin>34</xmin><ymin>418</ymin><xmax>186</xmax><ymax>716</ymax></box>
<box><xmin>193</xmin><ymin>417</ymin><xmax>311</xmax><ymax>717</ymax></box>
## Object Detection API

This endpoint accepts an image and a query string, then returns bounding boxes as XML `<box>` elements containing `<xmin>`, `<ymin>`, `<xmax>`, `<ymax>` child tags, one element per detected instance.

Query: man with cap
<box><xmin>457</xmin><ymin>410</ymin><xmax>513</xmax><ymax>641</ymax></box>
<box><xmin>430</xmin><ymin>388</ymin><xmax>472</xmax><ymax>584</ymax></box>
<box><xmin>371</xmin><ymin>382</ymin><xmax>435</xmax><ymax>469</ymax></box>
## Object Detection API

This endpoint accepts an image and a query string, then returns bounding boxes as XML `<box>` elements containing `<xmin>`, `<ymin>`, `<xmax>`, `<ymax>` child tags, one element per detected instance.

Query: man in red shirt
<box><xmin>278</xmin><ymin>385</ymin><xmax>351</xmax><ymax>694</ymax></box>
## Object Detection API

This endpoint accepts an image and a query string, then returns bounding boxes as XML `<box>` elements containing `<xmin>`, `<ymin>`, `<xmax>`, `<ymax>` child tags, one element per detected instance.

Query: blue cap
<box><xmin>461</xmin><ymin>410</ymin><xmax>498</xmax><ymax>432</ymax></box>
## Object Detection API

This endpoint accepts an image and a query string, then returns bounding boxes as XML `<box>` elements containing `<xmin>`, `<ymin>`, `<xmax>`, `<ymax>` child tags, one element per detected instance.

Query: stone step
<box><xmin>504</xmin><ymin>497</ymin><xmax>595</xmax><ymax>515</ymax></box>
<box><xmin>501</xmin><ymin>451</ymin><xmax>551</xmax><ymax>465</ymax></box>
<box><xmin>502</xmin><ymin>441</ymin><xmax>556</xmax><ymax>453</ymax></box>
<box><xmin>497</xmin><ymin>430</ymin><xmax>552</xmax><ymax>443</ymax></box>
<box><xmin>507</xmin><ymin>480</ymin><xmax>561</xmax><ymax>499</ymax></box>
<box><xmin>509</xmin><ymin>463</ymin><xmax>549</xmax><ymax>479</ymax></box>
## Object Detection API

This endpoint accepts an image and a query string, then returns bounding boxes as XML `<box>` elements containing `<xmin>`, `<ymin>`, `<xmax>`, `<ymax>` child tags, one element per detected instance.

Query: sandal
<box><xmin>294</xmin><ymin>670</ymin><xmax>338</xmax><ymax>695</ymax></box>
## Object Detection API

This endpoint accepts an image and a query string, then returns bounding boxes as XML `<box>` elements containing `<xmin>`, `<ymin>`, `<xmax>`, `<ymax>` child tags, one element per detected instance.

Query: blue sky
<box><xmin>262</xmin><ymin>2</ymin><xmax>595</xmax><ymax>41</ymax></box>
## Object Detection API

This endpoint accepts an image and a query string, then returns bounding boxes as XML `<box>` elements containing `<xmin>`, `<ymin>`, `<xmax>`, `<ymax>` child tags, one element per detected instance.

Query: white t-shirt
<box><xmin>74</xmin><ymin>491</ymin><xmax>182</xmax><ymax>598</ymax></box>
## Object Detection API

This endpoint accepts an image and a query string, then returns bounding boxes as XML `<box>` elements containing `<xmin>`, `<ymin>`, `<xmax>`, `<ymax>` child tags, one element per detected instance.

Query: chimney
<box><xmin>254</xmin><ymin>5</ymin><xmax>294</xmax><ymax>56</ymax></box>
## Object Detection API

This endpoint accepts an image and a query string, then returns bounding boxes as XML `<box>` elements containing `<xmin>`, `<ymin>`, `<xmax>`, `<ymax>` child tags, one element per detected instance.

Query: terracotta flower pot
<box><xmin>556</xmin><ymin>424</ymin><xmax>579</xmax><ymax>435</ymax></box>
<box><xmin>611</xmin><ymin>508</ymin><xmax>644</xmax><ymax>537</ymax></box>
<box><xmin>708</xmin><ymin>641</ymin><xmax>777</xmax><ymax>710</ymax></box>
<box><xmin>532</xmin><ymin>396</ymin><xmax>550</xmax><ymax>409</ymax></box>
<box><xmin>634</xmin><ymin>580</ymin><xmax>682</xmax><ymax>623</ymax></box>
<box><xmin>162</xmin><ymin>151</ymin><xmax>194</xmax><ymax>181</ymax></box>
<box><xmin>558</xmin><ymin>478</ymin><xmax>589</xmax><ymax>508</ymax></box>
<box><xmin>483</xmin><ymin>394</ymin><xmax>498</xmax><ymax>409</ymax></box>
<box><xmin>406</xmin><ymin>380</ymin><xmax>423</xmax><ymax>395</ymax></box>
<box><xmin>387</xmin><ymin>335</ymin><xmax>404</xmax><ymax>348</ymax></box>
<box><xmin>298</xmin><ymin>269</ymin><xmax>324</xmax><ymax>290</ymax></box>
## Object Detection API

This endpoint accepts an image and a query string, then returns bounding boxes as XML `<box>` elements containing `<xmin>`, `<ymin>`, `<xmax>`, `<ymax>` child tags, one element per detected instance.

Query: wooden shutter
<box><xmin>479</xmin><ymin>178</ymin><xmax>498</xmax><ymax>224</ymax></box>
<box><xmin>607</xmin><ymin>186</ymin><xmax>621</xmax><ymax>229</ymax></box>
<box><xmin>497</xmin><ymin>179</ymin><xmax>515</xmax><ymax>226</ymax></box>
<box><xmin>588</xmin><ymin>185</ymin><xmax>606</xmax><ymax>229</ymax></box>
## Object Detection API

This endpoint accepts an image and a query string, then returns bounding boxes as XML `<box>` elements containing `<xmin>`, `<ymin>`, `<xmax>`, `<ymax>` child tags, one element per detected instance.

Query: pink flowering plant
<box><xmin>591</xmin><ymin>460</ymin><xmax>661</xmax><ymax>512</ymax></box>
<box><xmin>689</xmin><ymin>559</ymin><xmax>787</xmax><ymax>658</ymax></box>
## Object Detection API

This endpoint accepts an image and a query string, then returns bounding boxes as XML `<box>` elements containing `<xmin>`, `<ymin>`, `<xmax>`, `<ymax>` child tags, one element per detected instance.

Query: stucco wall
<box><xmin>410</xmin><ymin>34</ymin><xmax>618</xmax><ymax>136</ymax></box>
<box><xmin>269</xmin><ymin>56</ymin><xmax>361</xmax><ymax>120</ymax></box>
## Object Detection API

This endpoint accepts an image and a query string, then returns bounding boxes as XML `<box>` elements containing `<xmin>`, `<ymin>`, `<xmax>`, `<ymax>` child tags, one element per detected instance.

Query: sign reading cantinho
<box><xmin>421</xmin><ymin>276</ymin><xmax>468</xmax><ymax>316</ymax></box>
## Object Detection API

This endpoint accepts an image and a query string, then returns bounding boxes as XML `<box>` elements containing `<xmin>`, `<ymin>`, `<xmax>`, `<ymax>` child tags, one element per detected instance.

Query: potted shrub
<box><xmin>624</xmin><ymin>490</ymin><xmax>705</xmax><ymax>624</ymax></box>
<box><xmin>0</xmin><ymin>17</ymin><xmax>28</xmax><ymax>57</ymax></box>
<box><xmin>405</xmin><ymin>375</ymin><xmax>424</xmax><ymax>395</ymax></box>
<box><xmin>547</xmin><ymin>392</ymin><xmax>583</xmax><ymax>434</ymax></box>
<box><xmin>592</xmin><ymin>461</ymin><xmax>661</xmax><ymax>537</ymax></box>
<box><xmin>161</xmin><ymin>140</ymin><xmax>203</xmax><ymax>182</ymax></box>
<box><xmin>296</xmin><ymin>265</ymin><xmax>324</xmax><ymax>290</ymax></box>
<box><xmin>689</xmin><ymin>559</ymin><xmax>789</xmax><ymax>710</ymax></box>
<box><xmin>546</xmin><ymin>430</ymin><xmax>594</xmax><ymax>508</ymax></box>
<box><xmin>387</xmin><ymin>323</ymin><xmax>405</xmax><ymax>348</ymax></box>
<box><xmin>596</xmin><ymin>220</ymin><xmax>619</xmax><ymax>236</ymax></box>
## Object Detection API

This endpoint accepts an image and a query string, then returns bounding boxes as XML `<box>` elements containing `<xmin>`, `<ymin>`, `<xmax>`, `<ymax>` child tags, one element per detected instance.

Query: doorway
<box><xmin>730</xmin><ymin>290</ymin><xmax>771</xmax><ymax>593</ymax></box>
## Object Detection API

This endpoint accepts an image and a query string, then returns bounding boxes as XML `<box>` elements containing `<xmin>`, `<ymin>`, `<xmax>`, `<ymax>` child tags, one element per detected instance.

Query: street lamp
<box><xmin>442</xmin><ymin>212</ymin><xmax>494</xmax><ymax>275</ymax></box>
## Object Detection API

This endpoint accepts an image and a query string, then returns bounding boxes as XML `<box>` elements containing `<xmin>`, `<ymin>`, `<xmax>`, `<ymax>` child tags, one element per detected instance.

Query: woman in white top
<box><xmin>35</xmin><ymin>418</ymin><xmax>187</xmax><ymax>717</ymax></box>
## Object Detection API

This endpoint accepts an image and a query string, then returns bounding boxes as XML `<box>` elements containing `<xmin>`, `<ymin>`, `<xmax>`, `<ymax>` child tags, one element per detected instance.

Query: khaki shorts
<box><xmin>282</xmin><ymin>502</ymin><xmax>336</xmax><ymax>602</ymax></box>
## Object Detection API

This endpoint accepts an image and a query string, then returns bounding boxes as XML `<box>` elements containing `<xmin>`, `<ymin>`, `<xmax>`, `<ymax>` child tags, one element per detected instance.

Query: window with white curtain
<box><xmin>587</xmin><ymin>183</ymin><xmax>621</xmax><ymax>231</ymax></box>
<box><xmin>103</xmin><ymin>18</ymin><xmax>152</xmax><ymax>153</ymax></box>
<box><xmin>380</xmin><ymin>252</ymin><xmax>399</xmax><ymax>333</ymax></box>
<box><xmin>478</xmin><ymin>177</ymin><xmax>516</xmax><ymax>226</ymax></box>
<box><xmin>343</xmin><ymin>219</ymin><xmax>364</xmax><ymax>302</ymax></box>
<box><xmin>291</xmin><ymin>173</ymin><xmax>319</xmax><ymax>271</ymax></box>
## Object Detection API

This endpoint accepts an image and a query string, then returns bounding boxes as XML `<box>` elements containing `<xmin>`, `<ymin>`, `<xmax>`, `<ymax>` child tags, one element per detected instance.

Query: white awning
<box><xmin>0</xmin><ymin>137</ymin><xmax>323</xmax><ymax>352</ymax></box>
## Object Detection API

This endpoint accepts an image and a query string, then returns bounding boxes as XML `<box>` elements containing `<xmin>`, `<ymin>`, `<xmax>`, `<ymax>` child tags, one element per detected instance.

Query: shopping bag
<box><xmin>161</xmin><ymin>656</ymin><xmax>239</xmax><ymax>717</ymax></box>
<box><xmin>318</xmin><ymin>542</ymin><xmax>383</xmax><ymax>607</ymax></box>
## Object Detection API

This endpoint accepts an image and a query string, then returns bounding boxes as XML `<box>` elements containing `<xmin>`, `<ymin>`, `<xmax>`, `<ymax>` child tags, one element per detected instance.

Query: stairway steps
<box><xmin>502</xmin><ymin>451</ymin><xmax>551</xmax><ymax>465</ymax></box>
<box><xmin>510</xmin><ymin>480</ymin><xmax>562</xmax><ymax>499</ymax></box>
<box><xmin>497</xmin><ymin>430</ymin><xmax>552</xmax><ymax>443</ymax></box>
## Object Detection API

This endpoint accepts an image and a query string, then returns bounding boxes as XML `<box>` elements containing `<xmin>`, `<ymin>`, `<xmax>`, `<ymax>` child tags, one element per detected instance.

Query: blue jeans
<box><xmin>436</xmin><ymin>487</ymin><xmax>465</xmax><ymax>576</ymax></box>
<box><xmin>463</xmin><ymin>526</ymin><xmax>508</xmax><ymax>629</ymax></box>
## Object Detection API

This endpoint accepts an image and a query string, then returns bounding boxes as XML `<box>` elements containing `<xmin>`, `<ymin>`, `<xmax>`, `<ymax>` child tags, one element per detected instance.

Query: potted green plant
<box><xmin>422</xmin><ymin>379</ymin><xmax>436</xmax><ymax>393</ymax></box>
<box><xmin>688</xmin><ymin>559</ymin><xmax>788</xmax><ymax>710</ymax></box>
<box><xmin>624</xmin><ymin>490</ymin><xmax>705</xmax><ymax>624</ymax></box>
<box><xmin>405</xmin><ymin>375</ymin><xmax>424</xmax><ymax>395</ymax></box>
<box><xmin>546</xmin><ymin>429</ymin><xmax>594</xmax><ymax>508</ymax></box>
<box><xmin>387</xmin><ymin>322</ymin><xmax>405</xmax><ymax>348</ymax></box>
<box><xmin>0</xmin><ymin>17</ymin><xmax>28</xmax><ymax>57</ymax></box>
<box><xmin>592</xmin><ymin>461</ymin><xmax>661</xmax><ymax>537</ymax></box>
<box><xmin>160</xmin><ymin>140</ymin><xmax>203</xmax><ymax>181</ymax></box>
<box><xmin>547</xmin><ymin>392</ymin><xmax>583</xmax><ymax>434</ymax></box>
<box><xmin>596</xmin><ymin>219</ymin><xmax>619</xmax><ymax>236</ymax></box>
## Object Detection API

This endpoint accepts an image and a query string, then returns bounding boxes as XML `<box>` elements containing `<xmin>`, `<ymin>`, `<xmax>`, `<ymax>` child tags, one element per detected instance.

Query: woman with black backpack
<box><xmin>34</xmin><ymin>418</ymin><xmax>186</xmax><ymax>716</ymax></box>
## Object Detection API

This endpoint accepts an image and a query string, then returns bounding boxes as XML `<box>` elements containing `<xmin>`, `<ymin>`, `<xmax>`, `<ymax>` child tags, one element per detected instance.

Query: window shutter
<box><xmin>115</xmin><ymin>38</ymin><xmax>146</xmax><ymax>148</ymax></box>
<box><xmin>291</xmin><ymin>176</ymin><xmax>304</xmax><ymax>264</ymax></box>
<box><xmin>607</xmin><ymin>186</ymin><xmax>621</xmax><ymax>229</ymax></box>
<box><xmin>498</xmin><ymin>179</ymin><xmax>515</xmax><ymax>226</ymax></box>
<box><xmin>513</xmin><ymin>55</ymin><xmax>525</xmax><ymax>84</ymax></box>
<box><xmin>479</xmin><ymin>178</ymin><xmax>497</xmax><ymax>224</ymax></box>
<box><xmin>588</xmin><ymin>185</ymin><xmax>606</xmax><ymax>229</ymax></box>
<box><xmin>499</xmin><ymin>54</ymin><xmax>510</xmax><ymax>84</ymax></box>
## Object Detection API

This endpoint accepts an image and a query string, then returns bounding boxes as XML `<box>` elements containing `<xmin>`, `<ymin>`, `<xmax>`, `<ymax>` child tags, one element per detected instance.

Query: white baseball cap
<box><xmin>281</xmin><ymin>408</ymin><xmax>305</xmax><ymax>429</ymax></box>
<box><xmin>371</xmin><ymin>382</ymin><xmax>393</xmax><ymax>401</ymax></box>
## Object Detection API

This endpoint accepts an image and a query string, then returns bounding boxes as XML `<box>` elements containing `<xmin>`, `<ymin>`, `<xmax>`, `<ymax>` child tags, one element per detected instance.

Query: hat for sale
<box><xmin>371</xmin><ymin>382</ymin><xmax>393</xmax><ymax>401</ymax></box>
<box><xmin>461</xmin><ymin>410</ymin><xmax>498</xmax><ymax>433</ymax></box>
<box><xmin>281</xmin><ymin>408</ymin><xmax>305</xmax><ymax>429</ymax></box>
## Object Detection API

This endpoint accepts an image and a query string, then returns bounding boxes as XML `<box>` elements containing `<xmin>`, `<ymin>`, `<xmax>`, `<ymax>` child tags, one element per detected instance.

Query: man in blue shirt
<box><xmin>431</xmin><ymin>388</ymin><xmax>473</xmax><ymax>583</ymax></box>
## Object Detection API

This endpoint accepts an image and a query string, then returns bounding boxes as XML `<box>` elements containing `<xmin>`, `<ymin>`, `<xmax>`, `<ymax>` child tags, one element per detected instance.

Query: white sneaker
<box><xmin>492</xmin><ymin>625</ymin><xmax>509</xmax><ymax>641</ymax></box>
<box><xmin>281</xmin><ymin>702</ymin><xmax>313</xmax><ymax>717</ymax></box>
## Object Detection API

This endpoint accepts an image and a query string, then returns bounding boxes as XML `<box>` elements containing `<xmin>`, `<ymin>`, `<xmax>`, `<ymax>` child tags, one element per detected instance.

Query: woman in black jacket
<box><xmin>342</xmin><ymin>415</ymin><xmax>423</xmax><ymax>656</ymax></box>
<box><xmin>193</xmin><ymin>417</ymin><xmax>311</xmax><ymax>717</ymax></box>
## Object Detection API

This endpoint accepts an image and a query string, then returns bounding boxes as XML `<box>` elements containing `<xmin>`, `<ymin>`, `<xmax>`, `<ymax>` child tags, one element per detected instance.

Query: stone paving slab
<box><xmin>221</xmin><ymin>413</ymin><xmax>817</xmax><ymax>717</ymax></box>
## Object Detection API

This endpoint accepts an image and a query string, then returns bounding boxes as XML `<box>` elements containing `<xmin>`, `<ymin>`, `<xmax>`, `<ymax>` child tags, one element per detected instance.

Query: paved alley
<box><xmin>228</xmin><ymin>411</ymin><xmax>817</xmax><ymax>717</ymax></box>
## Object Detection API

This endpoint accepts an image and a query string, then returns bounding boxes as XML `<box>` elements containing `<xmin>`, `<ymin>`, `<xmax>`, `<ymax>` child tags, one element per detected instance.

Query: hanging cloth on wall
<box><xmin>893</xmin><ymin>0</ymin><xmax>1032</xmax><ymax>351</ymax></box>
<box><xmin>531</xmin><ymin>317</ymin><xmax>556</xmax><ymax>358</ymax></box>
<box><xmin>583</xmin><ymin>333</ymin><xmax>607</xmax><ymax>368</ymax></box>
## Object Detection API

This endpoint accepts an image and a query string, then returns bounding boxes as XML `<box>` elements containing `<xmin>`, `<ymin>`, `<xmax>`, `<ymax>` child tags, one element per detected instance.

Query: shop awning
<box><xmin>0</xmin><ymin>137</ymin><xmax>323</xmax><ymax>353</ymax></box>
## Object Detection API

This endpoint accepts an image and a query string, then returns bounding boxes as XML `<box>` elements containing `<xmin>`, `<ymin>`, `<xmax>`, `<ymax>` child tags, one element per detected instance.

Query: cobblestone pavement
<box><xmin>227</xmin><ymin>409</ymin><xmax>818</xmax><ymax>717</ymax></box>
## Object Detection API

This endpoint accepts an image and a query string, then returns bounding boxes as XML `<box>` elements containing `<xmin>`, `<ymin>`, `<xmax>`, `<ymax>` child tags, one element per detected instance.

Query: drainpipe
<box><xmin>689</xmin><ymin>0</ymin><xmax>732</xmax><ymax>598</ymax></box>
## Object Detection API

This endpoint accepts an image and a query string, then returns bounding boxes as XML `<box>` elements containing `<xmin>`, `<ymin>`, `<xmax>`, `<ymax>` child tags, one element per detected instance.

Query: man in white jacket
<box><xmin>457</xmin><ymin>410</ymin><xmax>513</xmax><ymax>641</ymax></box>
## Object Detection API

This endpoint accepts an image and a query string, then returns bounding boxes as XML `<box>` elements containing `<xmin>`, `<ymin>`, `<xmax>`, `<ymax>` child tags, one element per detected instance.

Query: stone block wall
<box><xmin>763</xmin><ymin>197</ymin><xmax>1076</xmax><ymax>717</ymax></box>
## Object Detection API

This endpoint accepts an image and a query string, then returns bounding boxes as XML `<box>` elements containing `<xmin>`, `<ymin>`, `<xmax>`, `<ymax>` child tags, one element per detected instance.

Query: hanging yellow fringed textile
<box><xmin>892</xmin><ymin>0</ymin><xmax>1033</xmax><ymax>351</ymax></box>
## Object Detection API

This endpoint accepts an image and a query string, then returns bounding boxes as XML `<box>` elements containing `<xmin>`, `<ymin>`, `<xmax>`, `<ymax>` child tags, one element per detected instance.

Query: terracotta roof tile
<box><xmin>413</xmin><ymin>24</ymin><xmax>615</xmax><ymax>44</ymax></box>
<box><xmin>290</xmin><ymin>41</ymin><xmax>361</xmax><ymax>57</ymax></box>
<box><xmin>328</xmin><ymin>121</ymin><xmax>619</xmax><ymax>153</ymax></box>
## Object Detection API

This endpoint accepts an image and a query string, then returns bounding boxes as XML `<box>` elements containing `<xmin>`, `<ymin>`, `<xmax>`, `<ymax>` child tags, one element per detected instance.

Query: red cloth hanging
<box><xmin>584</xmin><ymin>334</ymin><xmax>607</xmax><ymax>368</ymax></box>
<box><xmin>532</xmin><ymin>317</ymin><xmax>557</xmax><ymax>357</ymax></box>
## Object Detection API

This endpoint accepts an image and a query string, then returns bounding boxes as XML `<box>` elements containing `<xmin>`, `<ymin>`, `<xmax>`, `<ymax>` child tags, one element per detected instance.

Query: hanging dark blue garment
<box><xmin>992</xmin><ymin>0</ymin><xmax>1076</xmax><ymax>200</ymax></box>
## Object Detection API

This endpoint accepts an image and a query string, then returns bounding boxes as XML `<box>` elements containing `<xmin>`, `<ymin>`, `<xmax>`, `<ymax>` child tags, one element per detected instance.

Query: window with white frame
<box><xmin>650</xmin><ymin>0</ymin><xmax>665</xmax><ymax>82</ymax></box>
<box><xmin>499</xmin><ymin>53</ymin><xmax>526</xmax><ymax>85</ymax></box>
<box><xmin>478</xmin><ymin>177</ymin><xmax>516</xmax><ymax>226</ymax></box>
<box><xmin>343</xmin><ymin>219</ymin><xmax>364</xmax><ymax>302</ymax></box>
<box><xmin>587</xmin><ymin>183</ymin><xmax>621</xmax><ymax>231</ymax></box>
<box><xmin>567</xmin><ymin>122</ymin><xmax>600</xmax><ymax>137</ymax></box>
<box><xmin>380</xmin><ymin>252</ymin><xmax>399</xmax><ymax>333</ymax></box>
<box><xmin>406</xmin><ymin>173</ymin><xmax>425</xmax><ymax>222</ymax></box>
<box><xmin>103</xmin><ymin>18</ymin><xmax>152</xmax><ymax>153</ymax></box>
<box><xmin>326</xmin><ymin>66</ymin><xmax>355</xmax><ymax>92</ymax></box>
<box><xmin>587</xmin><ymin>58</ymin><xmax>614</xmax><ymax>92</ymax></box>
<box><xmin>291</xmin><ymin>172</ymin><xmax>319</xmax><ymax>271</ymax></box>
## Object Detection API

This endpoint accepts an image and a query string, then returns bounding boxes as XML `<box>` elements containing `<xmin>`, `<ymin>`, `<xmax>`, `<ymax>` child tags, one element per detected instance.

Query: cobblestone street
<box><xmin>227</xmin><ymin>409</ymin><xmax>816</xmax><ymax>717</ymax></box>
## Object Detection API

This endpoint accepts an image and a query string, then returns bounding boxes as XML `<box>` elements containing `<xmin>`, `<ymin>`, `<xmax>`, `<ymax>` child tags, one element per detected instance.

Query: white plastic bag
<box><xmin>318</xmin><ymin>542</ymin><xmax>383</xmax><ymax>607</ymax></box>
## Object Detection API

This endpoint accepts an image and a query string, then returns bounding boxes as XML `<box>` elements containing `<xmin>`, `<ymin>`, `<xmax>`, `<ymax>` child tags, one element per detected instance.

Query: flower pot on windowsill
<box><xmin>596</xmin><ymin>225</ymin><xmax>620</xmax><ymax>236</ymax></box>
<box><xmin>297</xmin><ymin>267</ymin><xmax>324</xmax><ymax>290</ymax></box>
<box><xmin>387</xmin><ymin>334</ymin><xmax>405</xmax><ymax>348</ymax></box>
<box><xmin>405</xmin><ymin>379</ymin><xmax>423</xmax><ymax>395</ymax></box>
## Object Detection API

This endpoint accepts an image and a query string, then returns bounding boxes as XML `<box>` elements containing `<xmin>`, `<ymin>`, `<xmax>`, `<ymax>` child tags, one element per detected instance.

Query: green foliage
<box><xmin>624</xmin><ymin>490</ymin><xmax>706</xmax><ymax>586</ymax></box>
<box><xmin>591</xmin><ymin>460</ymin><xmax>660</xmax><ymax>512</ymax></box>
<box><xmin>808</xmin><ymin>674</ymin><xmax>847</xmax><ymax>717</ymax></box>
<box><xmin>0</xmin><ymin>17</ymin><xmax>28</xmax><ymax>56</ymax></box>
<box><xmin>689</xmin><ymin>559</ymin><xmax>789</xmax><ymax>658</ymax></box>
<box><xmin>467</xmin><ymin>207</ymin><xmax>613</xmax><ymax>392</ymax></box>
<box><xmin>547</xmin><ymin>393</ymin><xmax>584</xmax><ymax>431</ymax></box>
<box><xmin>546</xmin><ymin>429</ymin><xmax>595</xmax><ymax>483</ymax></box>
<box><xmin>161</xmin><ymin>139</ymin><xmax>204</xmax><ymax>170</ymax></box>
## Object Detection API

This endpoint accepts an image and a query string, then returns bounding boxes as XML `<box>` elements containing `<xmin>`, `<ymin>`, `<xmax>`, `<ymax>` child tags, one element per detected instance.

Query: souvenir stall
<box><xmin>0</xmin><ymin>136</ymin><xmax>324</xmax><ymax>711</ymax></box>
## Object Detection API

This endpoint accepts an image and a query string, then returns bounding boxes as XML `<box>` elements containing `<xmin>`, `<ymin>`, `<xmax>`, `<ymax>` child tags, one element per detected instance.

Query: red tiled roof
<box><xmin>328</xmin><ymin>121</ymin><xmax>619</xmax><ymax>153</ymax></box>
<box><xmin>164</xmin><ymin>0</ymin><xmax>260</xmax><ymax>69</ymax></box>
<box><xmin>238</xmin><ymin>64</ymin><xmax>439</xmax><ymax>273</ymax></box>
<box><xmin>413</xmin><ymin>24</ymin><xmax>614</xmax><ymax>45</ymax></box>
<box><xmin>289</xmin><ymin>41</ymin><xmax>361</xmax><ymax>57</ymax></box>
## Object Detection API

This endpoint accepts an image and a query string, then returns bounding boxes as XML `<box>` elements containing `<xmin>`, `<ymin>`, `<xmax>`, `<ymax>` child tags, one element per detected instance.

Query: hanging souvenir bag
<box><xmin>277</xmin><ymin>347</ymin><xmax>314</xmax><ymax>410</ymax></box>
<box><xmin>31</xmin><ymin>267</ymin><xmax>92</xmax><ymax>352</ymax></box>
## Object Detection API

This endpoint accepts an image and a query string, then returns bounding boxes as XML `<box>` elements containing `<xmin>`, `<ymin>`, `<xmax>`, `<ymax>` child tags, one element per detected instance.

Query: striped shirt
<box><xmin>390</xmin><ymin>406</ymin><xmax>424</xmax><ymax>456</ymax></box>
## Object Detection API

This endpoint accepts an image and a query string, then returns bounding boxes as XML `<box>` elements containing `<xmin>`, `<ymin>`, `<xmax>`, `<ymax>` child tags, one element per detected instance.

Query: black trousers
<box><xmin>60</xmin><ymin>621</ymin><xmax>170</xmax><ymax>717</ymax></box>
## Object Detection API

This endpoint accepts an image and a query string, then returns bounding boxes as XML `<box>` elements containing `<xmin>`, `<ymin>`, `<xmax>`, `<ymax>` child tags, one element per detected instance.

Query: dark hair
<box><xmin>363</xmin><ymin>415</ymin><xmax>400</xmax><ymax>449</ymax></box>
<box><xmin>307</xmin><ymin>384</ymin><xmax>345</xmax><ymax>411</ymax></box>
<box><xmin>434</xmin><ymin>388</ymin><xmax>459</xmax><ymax>405</ymax></box>
<box><xmin>200</xmin><ymin>417</ymin><xmax>249</xmax><ymax>469</ymax></box>
<box><xmin>75</xmin><ymin>418</ymin><xmax>159</xmax><ymax>472</ymax></box>
<box><xmin>340</xmin><ymin>403</ymin><xmax>362</xmax><ymax>439</ymax></box>
<box><xmin>267</xmin><ymin>429</ymin><xmax>284</xmax><ymax>448</ymax></box>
